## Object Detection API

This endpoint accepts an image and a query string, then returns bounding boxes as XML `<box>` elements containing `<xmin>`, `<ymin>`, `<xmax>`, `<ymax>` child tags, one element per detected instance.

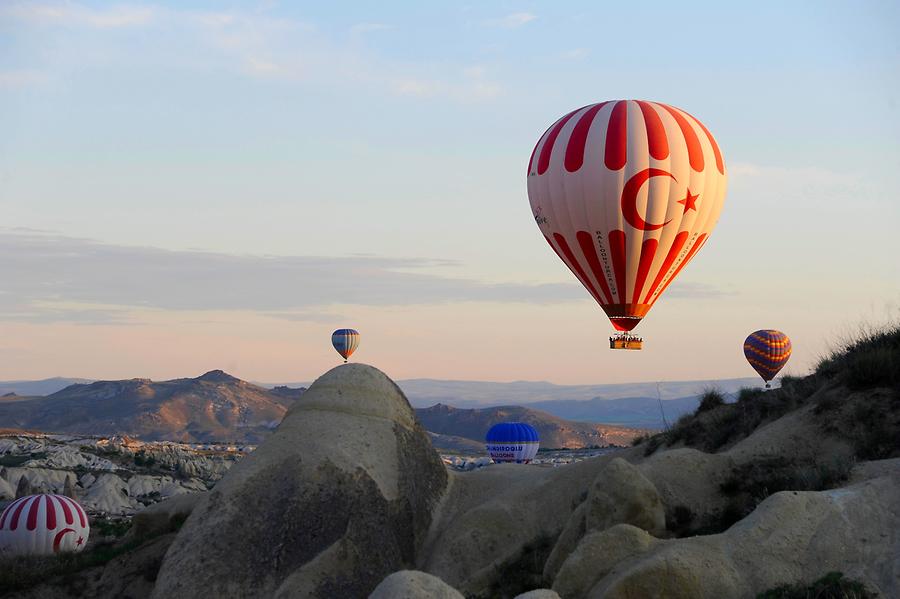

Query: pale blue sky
<box><xmin>1</xmin><ymin>1</ymin><xmax>898</xmax><ymax>383</ymax></box>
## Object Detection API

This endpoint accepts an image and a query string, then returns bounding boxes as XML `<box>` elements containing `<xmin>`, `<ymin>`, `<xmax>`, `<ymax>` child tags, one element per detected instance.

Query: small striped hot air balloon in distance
<box><xmin>0</xmin><ymin>494</ymin><xmax>90</xmax><ymax>556</ymax></box>
<box><xmin>744</xmin><ymin>330</ymin><xmax>792</xmax><ymax>388</ymax></box>
<box><xmin>331</xmin><ymin>329</ymin><xmax>360</xmax><ymax>363</ymax></box>
<box><xmin>485</xmin><ymin>422</ymin><xmax>540</xmax><ymax>464</ymax></box>
<box><xmin>527</xmin><ymin>100</ymin><xmax>728</xmax><ymax>349</ymax></box>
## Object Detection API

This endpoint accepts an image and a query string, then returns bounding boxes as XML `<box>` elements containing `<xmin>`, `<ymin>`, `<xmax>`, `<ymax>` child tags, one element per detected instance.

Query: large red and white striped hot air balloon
<box><xmin>527</xmin><ymin>100</ymin><xmax>727</xmax><ymax>349</ymax></box>
<box><xmin>0</xmin><ymin>494</ymin><xmax>90</xmax><ymax>556</ymax></box>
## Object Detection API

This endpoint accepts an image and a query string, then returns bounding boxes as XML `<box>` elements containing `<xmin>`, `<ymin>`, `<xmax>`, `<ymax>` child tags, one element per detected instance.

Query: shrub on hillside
<box><xmin>483</xmin><ymin>533</ymin><xmax>556</xmax><ymax>598</ymax></box>
<box><xmin>696</xmin><ymin>388</ymin><xmax>726</xmax><ymax>413</ymax></box>
<box><xmin>816</xmin><ymin>324</ymin><xmax>900</xmax><ymax>390</ymax></box>
<box><xmin>756</xmin><ymin>571</ymin><xmax>876</xmax><ymax>599</ymax></box>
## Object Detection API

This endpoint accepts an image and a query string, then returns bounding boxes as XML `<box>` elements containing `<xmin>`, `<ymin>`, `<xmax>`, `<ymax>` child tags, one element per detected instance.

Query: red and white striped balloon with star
<box><xmin>0</xmin><ymin>494</ymin><xmax>90</xmax><ymax>556</ymax></box>
<box><xmin>527</xmin><ymin>100</ymin><xmax>727</xmax><ymax>332</ymax></box>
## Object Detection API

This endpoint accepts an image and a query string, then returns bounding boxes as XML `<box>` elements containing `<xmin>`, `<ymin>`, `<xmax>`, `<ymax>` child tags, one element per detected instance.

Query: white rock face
<box><xmin>0</xmin><ymin>433</ymin><xmax>244</xmax><ymax>515</ymax></box>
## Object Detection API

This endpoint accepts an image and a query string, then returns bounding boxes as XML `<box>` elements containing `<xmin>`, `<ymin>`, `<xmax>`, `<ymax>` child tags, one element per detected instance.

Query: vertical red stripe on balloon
<box><xmin>604</xmin><ymin>101</ymin><xmax>628</xmax><ymax>171</ymax></box>
<box><xmin>652</xmin><ymin>234</ymin><xmax>708</xmax><ymax>304</ymax></box>
<box><xmin>608</xmin><ymin>230</ymin><xmax>627</xmax><ymax>303</ymax></box>
<box><xmin>58</xmin><ymin>493</ymin><xmax>74</xmax><ymax>525</ymax></box>
<box><xmin>0</xmin><ymin>498</ymin><xmax>22</xmax><ymax>529</ymax></box>
<box><xmin>683</xmin><ymin>110</ymin><xmax>724</xmax><ymax>174</ymax></box>
<box><xmin>9</xmin><ymin>497</ymin><xmax>32</xmax><ymax>531</ymax></box>
<box><xmin>632</xmin><ymin>238</ymin><xmax>658</xmax><ymax>304</ymax></box>
<box><xmin>45</xmin><ymin>495</ymin><xmax>57</xmax><ymax>530</ymax></box>
<box><xmin>642</xmin><ymin>231</ymin><xmax>689</xmax><ymax>303</ymax></box>
<box><xmin>636</xmin><ymin>101</ymin><xmax>669</xmax><ymax>160</ymax></box>
<box><xmin>575</xmin><ymin>230</ymin><xmax>614</xmax><ymax>304</ymax></box>
<box><xmin>548</xmin><ymin>234</ymin><xmax>604</xmax><ymax>305</ymax></box>
<box><xmin>564</xmin><ymin>102</ymin><xmax>609</xmax><ymax>172</ymax></box>
<box><xmin>62</xmin><ymin>496</ymin><xmax>87</xmax><ymax>529</ymax></box>
<box><xmin>26</xmin><ymin>495</ymin><xmax>41</xmax><ymax>530</ymax></box>
<box><xmin>656</xmin><ymin>103</ymin><xmax>704</xmax><ymax>172</ymax></box>
<box><xmin>537</xmin><ymin>108</ymin><xmax>582</xmax><ymax>175</ymax></box>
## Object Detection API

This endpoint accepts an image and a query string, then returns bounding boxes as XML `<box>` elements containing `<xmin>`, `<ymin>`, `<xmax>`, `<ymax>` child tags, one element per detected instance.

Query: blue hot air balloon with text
<box><xmin>485</xmin><ymin>422</ymin><xmax>540</xmax><ymax>463</ymax></box>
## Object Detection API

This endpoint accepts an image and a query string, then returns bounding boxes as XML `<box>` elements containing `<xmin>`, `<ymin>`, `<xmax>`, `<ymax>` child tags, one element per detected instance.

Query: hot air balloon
<box><xmin>0</xmin><ymin>494</ymin><xmax>90</xmax><ymax>556</ymax></box>
<box><xmin>744</xmin><ymin>329</ymin><xmax>792</xmax><ymax>388</ymax></box>
<box><xmin>332</xmin><ymin>329</ymin><xmax>360</xmax><ymax>363</ymax></box>
<box><xmin>527</xmin><ymin>100</ymin><xmax>727</xmax><ymax>349</ymax></box>
<box><xmin>485</xmin><ymin>422</ymin><xmax>540</xmax><ymax>463</ymax></box>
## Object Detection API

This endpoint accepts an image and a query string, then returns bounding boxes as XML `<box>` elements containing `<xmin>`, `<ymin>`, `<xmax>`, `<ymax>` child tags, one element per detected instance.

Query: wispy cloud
<box><xmin>392</xmin><ymin>65</ymin><xmax>502</xmax><ymax>102</ymax></box>
<box><xmin>2</xmin><ymin>4</ymin><xmax>503</xmax><ymax>103</ymax></box>
<box><xmin>350</xmin><ymin>22</ymin><xmax>389</xmax><ymax>35</ymax></box>
<box><xmin>488</xmin><ymin>12</ymin><xmax>537</xmax><ymax>28</ymax></box>
<box><xmin>0</xmin><ymin>231</ymin><xmax>583</xmax><ymax>324</ymax></box>
<box><xmin>2</xmin><ymin>2</ymin><xmax>157</xmax><ymax>28</ymax></box>
<box><xmin>0</xmin><ymin>70</ymin><xmax>48</xmax><ymax>89</ymax></box>
<box><xmin>561</xmin><ymin>48</ymin><xmax>589</xmax><ymax>60</ymax></box>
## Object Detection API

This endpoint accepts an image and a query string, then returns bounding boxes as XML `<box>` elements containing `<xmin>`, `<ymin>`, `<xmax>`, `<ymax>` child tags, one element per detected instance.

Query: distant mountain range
<box><xmin>262</xmin><ymin>375</ymin><xmax>763</xmax><ymax>427</ymax></box>
<box><xmin>0</xmin><ymin>377</ymin><xmax>92</xmax><ymax>397</ymax></box>
<box><xmin>0</xmin><ymin>371</ymin><xmax>304</xmax><ymax>443</ymax></box>
<box><xmin>0</xmin><ymin>370</ymin><xmax>654</xmax><ymax>448</ymax></box>
<box><xmin>415</xmin><ymin>404</ymin><xmax>643</xmax><ymax>449</ymax></box>
<box><xmin>0</xmin><ymin>371</ymin><xmax>768</xmax><ymax>439</ymax></box>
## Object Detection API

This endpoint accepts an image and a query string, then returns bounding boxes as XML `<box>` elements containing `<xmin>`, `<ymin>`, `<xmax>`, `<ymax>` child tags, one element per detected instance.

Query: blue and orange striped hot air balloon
<box><xmin>331</xmin><ymin>329</ymin><xmax>360</xmax><ymax>363</ymax></box>
<box><xmin>743</xmin><ymin>330</ymin><xmax>792</xmax><ymax>388</ymax></box>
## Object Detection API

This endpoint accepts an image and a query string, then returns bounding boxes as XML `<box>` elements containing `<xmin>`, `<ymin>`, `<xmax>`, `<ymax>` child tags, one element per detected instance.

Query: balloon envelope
<box><xmin>744</xmin><ymin>329</ymin><xmax>792</xmax><ymax>383</ymax></box>
<box><xmin>485</xmin><ymin>422</ymin><xmax>540</xmax><ymax>463</ymax></box>
<box><xmin>332</xmin><ymin>329</ymin><xmax>360</xmax><ymax>360</ymax></box>
<box><xmin>0</xmin><ymin>494</ymin><xmax>90</xmax><ymax>556</ymax></box>
<box><xmin>527</xmin><ymin>100</ymin><xmax>727</xmax><ymax>332</ymax></box>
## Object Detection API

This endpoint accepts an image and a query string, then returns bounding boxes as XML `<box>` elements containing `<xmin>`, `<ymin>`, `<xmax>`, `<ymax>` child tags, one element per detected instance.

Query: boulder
<box><xmin>636</xmin><ymin>447</ymin><xmax>733</xmax><ymax>530</ymax></box>
<box><xmin>130</xmin><ymin>492</ymin><xmax>205</xmax><ymax>540</ymax></box>
<box><xmin>369</xmin><ymin>571</ymin><xmax>464</xmax><ymax>599</ymax></box>
<box><xmin>552</xmin><ymin>524</ymin><xmax>660</xmax><ymax>599</ymax></box>
<box><xmin>421</xmin><ymin>451</ymin><xmax>626</xmax><ymax>596</ymax></box>
<box><xmin>589</xmin><ymin>474</ymin><xmax>900</xmax><ymax>598</ymax></box>
<box><xmin>544</xmin><ymin>458</ymin><xmax>664</xmax><ymax>580</ymax></box>
<box><xmin>152</xmin><ymin>364</ymin><xmax>448</xmax><ymax>599</ymax></box>
<box><xmin>514</xmin><ymin>590</ymin><xmax>561</xmax><ymax>599</ymax></box>
<box><xmin>585</xmin><ymin>458</ymin><xmax>665</xmax><ymax>535</ymax></box>
<box><xmin>14</xmin><ymin>474</ymin><xmax>32</xmax><ymax>498</ymax></box>
<box><xmin>0</xmin><ymin>475</ymin><xmax>13</xmax><ymax>500</ymax></box>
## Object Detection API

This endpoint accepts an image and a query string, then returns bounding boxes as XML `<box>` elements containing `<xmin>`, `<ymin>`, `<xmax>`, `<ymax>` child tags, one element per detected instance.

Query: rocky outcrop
<box><xmin>583</xmin><ymin>473</ymin><xmax>899</xmax><ymax>598</ymax></box>
<box><xmin>544</xmin><ymin>458</ymin><xmax>664</xmax><ymax>579</ymax></box>
<box><xmin>129</xmin><ymin>492</ymin><xmax>205</xmax><ymax>540</ymax></box>
<box><xmin>369</xmin><ymin>571</ymin><xmax>464</xmax><ymax>599</ymax></box>
<box><xmin>514</xmin><ymin>590</ymin><xmax>562</xmax><ymax>599</ymax></box>
<box><xmin>152</xmin><ymin>364</ymin><xmax>448</xmax><ymax>599</ymax></box>
<box><xmin>552</xmin><ymin>524</ymin><xmax>659</xmax><ymax>598</ymax></box>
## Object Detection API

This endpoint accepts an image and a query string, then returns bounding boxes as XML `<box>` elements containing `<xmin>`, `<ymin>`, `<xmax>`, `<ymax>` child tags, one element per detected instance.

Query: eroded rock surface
<box><xmin>152</xmin><ymin>364</ymin><xmax>448</xmax><ymax>599</ymax></box>
<box><xmin>369</xmin><ymin>570</ymin><xmax>464</xmax><ymax>599</ymax></box>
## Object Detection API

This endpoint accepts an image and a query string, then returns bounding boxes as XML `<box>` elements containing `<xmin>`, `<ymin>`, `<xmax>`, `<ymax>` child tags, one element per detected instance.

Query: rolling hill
<box><xmin>0</xmin><ymin>370</ymin><xmax>304</xmax><ymax>443</ymax></box>
<box><xmin>414</xmin><ymin>403</ymin><xmax>644</xmax><ymax>449</ymax></box>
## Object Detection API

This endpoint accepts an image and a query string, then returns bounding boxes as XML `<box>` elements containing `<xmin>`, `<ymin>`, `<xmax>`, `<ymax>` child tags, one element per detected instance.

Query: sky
<box><xmin>1</xmin><ymin>1</ymin><xmax>898</xmax><ymax>385</ymax></box>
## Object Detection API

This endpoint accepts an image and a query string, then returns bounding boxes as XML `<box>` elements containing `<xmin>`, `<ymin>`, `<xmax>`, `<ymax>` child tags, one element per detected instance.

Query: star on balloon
<box><xmin>677</xmin><ymin>189</ymin><xmax>699</xmax><ymax>213</ymax></box>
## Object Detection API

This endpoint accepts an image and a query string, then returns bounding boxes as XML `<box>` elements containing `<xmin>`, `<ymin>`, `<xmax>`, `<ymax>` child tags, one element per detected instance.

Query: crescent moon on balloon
<box><xmin>621</xmin><ymin>168</ymin><xmax>676</xmax><ymax>231</ymax></box>
<box><xmin>53</xmin><ymin>528</ymin><xmax>75</xmax><ymax>553</ymax></box>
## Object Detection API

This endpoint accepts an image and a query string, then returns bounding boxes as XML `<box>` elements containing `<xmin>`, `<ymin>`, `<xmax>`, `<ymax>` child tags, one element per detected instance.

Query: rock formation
<box><xmin>369</xmin><ymin>571</ymin><xmax>464</xmax><ymax>599</ymax></box>
<box><xmin>588</xmin><ymin>472</ymin><xmax>899</xmax><ymax>598</ymax></box>
<box><xmin>14</xmin><ymin>474</ymin><xmax>32</xmax><ymax>498</ymax></box>
<box><xmin>152</xmin><ymin>364</ymin><xmax>448</xmax><ymax>598</ymax></box>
